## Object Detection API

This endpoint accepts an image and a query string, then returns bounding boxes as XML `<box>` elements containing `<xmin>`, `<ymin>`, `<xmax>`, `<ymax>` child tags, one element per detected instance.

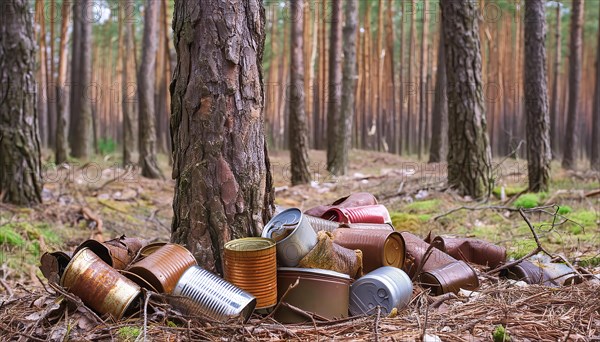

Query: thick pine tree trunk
<box><xmin>55</xmin><ymin>0</ymin><xmax>70</xmax><ymax>164</ymax></box>
<box><xmin>429</xmin><ymin>28</ymin><xmax>448</xmax><ymax>163</ymax></box>
<box><xmin>122</xmin><ymin>0</ymin><xmax>138</xmax><ymax>166</ymax></box>
<box><xmin>333</xmin><ymin>0</ymin><xmax>358</xmax><ymax>176</ymax></box>
<box><xmin>171</xmin><ymin>0</ymin><xmax>275</xmax><ymax>273</ymax></box>
<box><xmin>562</xmin><ymin>0</ymin><xmax>584</xmax><ymax>170</ymax></box>
<box><xmin>549</xmin><ymin>4</ymin><xmax>561</xmax><ymax>159</ymax></box>
<box><xmin>326</xmin><ymin>0</ymin><xmax>343</xmax><ymax>174</ymax></box>
<box><xmin>289</xmin><ymin>0</ymin><xmax>311</xmax><ymax>185</ymax></box>
<box><xmin>441</xmin><ymin>0</ymin><xmax>492</xmax><ymax>199</ymax></box>
<box><xmin>0</xmin><ymin>0</ymin><xmax>43</xmax><ymax>205</ymax></box>
<box><xmin>592</xmin><ymin>5</ymin><xmax>600</xmax><ymax>171</ymax></box>
<box><xmin>524</xmin><ymin>0</ymin><xmax>551</xmax><ymax>192</ymax></box>
<box><xmin>138</xmin><ymin>0</ymin><xmax>162</xmax><ymax>178</ymax></box>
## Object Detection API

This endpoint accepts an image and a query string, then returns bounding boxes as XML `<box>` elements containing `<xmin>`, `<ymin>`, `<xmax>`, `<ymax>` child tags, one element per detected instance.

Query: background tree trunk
<box><xmin>55</xmin><ymin>0</ymin><xmax>70</xmax><ymax>164</ymax></box>
<box><xmin>68</xmin><ymin>0</ymin><xmax>93</xmax><ymax>159</ymax></box>
<box><xmin>326</xmin><ymin>0</ymin><xmax>343</xmax><ymax>174</ymax></box>
<box><xmin>335</xmin><ymin>0</ymin><xmax>358</xmax><ymax>176</ymax></box>
<box><xmin>524</xmin><ymin>0</ymin><xmax>551</xmax><ymax>192</ymax></box>
<box><xmin>122</xmin><ymin>0</ymin><xmax>138</xmax><ymax>166</ymax></box>
<box><xmin>289</xmin><ymin>0</ymin><xmax>311</xmax><ymax>185</ymax></box>
<box><xmin>549</xmin><ymin>4</ymin><xmax>561</xmax><ymax>159</ymax></box>
<box><xmin>562</xmin><ymin>0</ymin><xmax>584</xmax><ymax>170</ymax></box>
<box><xmin>35</xmin><ymin>0</ymin><xmax>48</xmax><ymax>147</ymax></box>
<box><xmin>170</xmin><ymin>0</ymin><xmax>275</xmax><ymax>273</ymax></box>
<box><xmin>0</xmin><ymin>0</ymin><xmax>42</xmax><ymax>205</ymax></box>
<box><xmin>48</xmin><ymin>0</ymin><xmax>57</xmax><ymax>148</ymax></box>
<box><xmin>429</xmin><ymin>26</ymin><xmax>448</xmax><ymax>163</ymax></box>
<box><xmin>441</xmin><ymin>0</ymin><xmax>492</xmax><ymax>199</ymax></box>
<box><xmin>138</xmin><ymin>0</ymin><xmax>162</xmax><ymax>178</ymax></box>
<box><xmin>592</xmin><ymin>5</ymin><xmax>600</xmax><ymax>171</ymax></box>
<box><xmin>418</xmin><ymin>0</ymin><xmax>429</xmax><ymax>160</ymax></box>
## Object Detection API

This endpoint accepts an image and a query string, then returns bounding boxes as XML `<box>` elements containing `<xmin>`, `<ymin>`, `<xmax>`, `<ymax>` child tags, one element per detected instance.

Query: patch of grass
<box><xmin>166</xmin><ymin>320</ymin><xmax>178</xmax><ymax>328</ymax></box>
<box><xmin>508</xmin><ymin>239</ymin><xmax>537</xmax><ymax>259</ymax></box>
<box><xmin>390</xmin><ymin>212</ymin><xmax>427</xmax><ymax>232</ymax></box>
<box><xmin>0</xmin><ymin>226</ymin><xmax>26</xmax><ymax>247</ymax></box>
<box><xmin>492</xmin><ymin>325</ymin><xmax>511</xmax><ymax>342</ymax></box>
<box><xmin>578</xmin><ymin>256</ymin><xmax>600</xmax><ymax>268</ymax></box>
<box><xmin>513</xmin><ymin>194</ymin><xmax>541</xmax><ymax>209</ymax></box>
<box><xmin>557</xmin><ymin>206</ymin><xmax>573</xmax><ymax>215</ymax></box>
<box><xmin>403</xmin><ymin>200</ymin><xmax>440</xmax><ymax>213</ymax></box>
<box><xmin>567</xmin><ymin>210</ymin><xmax>598</xmax><ymax>228</ymax></box>
<box><xmin>117</xmin><ymin>326</ymin><xmax>141</xmax><ymax>341</ymax></box>
<box><xmin>98</xmin><ymin>138</ymin><xmax>117</xmax><ymax>155</ymax></box>
<box><xmin>0</xmin><ymin>221</ymin><xmax>65</xmax><ymax>271</ymax></box>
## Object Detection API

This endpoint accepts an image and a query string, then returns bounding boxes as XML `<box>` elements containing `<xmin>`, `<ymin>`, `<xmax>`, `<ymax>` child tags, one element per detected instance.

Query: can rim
<box><xmin>277</xmin><ymin>267</ymin><xmax>351</xmax><ymax>280</ymax></box>
<box><xmin>224</xmin><ymin>238</ymin><xmax>276</xmax><ymax>252</ymax></box>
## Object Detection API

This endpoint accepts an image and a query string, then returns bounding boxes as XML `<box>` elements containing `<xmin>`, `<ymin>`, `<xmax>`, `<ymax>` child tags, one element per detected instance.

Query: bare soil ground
<box><xmin>0</xmin><ymin>150</ymin><xmax>599</xmax><ymax>341</ymax></box>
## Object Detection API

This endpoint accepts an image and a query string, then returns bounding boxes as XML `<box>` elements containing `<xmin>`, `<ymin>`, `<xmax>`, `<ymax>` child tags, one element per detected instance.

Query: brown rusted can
<box><xmin>74</xmin><ymin>236</ymin><xmax>146</xmax><ymax>270</ymax></box>
<box><xmin>127</xmin><ymin>243</ymin><xmax>197</xmax><ymax>294</ymax></box>
<box><xmin>224</xmin><ymin>238</ymin><xmax>277</xmax><ymax>309</ymax></box>
<box><xmin>400</xmin><ymin>232</ymin><xmax>456</xmax><ymax>278</ymax></box>
<box><xmin>322</xmin><ymin>205</ymin><xmax>391</xmax><ymax>224</ymax></box>
<box><xmin>419</xmin><ymin>261</ymin><xmax>480</xmax><ymax>295</ymax></box>
<box><xmin>332</xmin><ymin>228</ymin><xmax>405</xmax><ymax>273</ymax></box>
<box><xmin>430</xmin><ymin>236</ymin><xmax>506</xmax><ymax>268</ymax></box>
<box><xmin>61</xmin><ymin>248</ymin><xmax>141</xmax><ymax>319</ymax></box>
<box><xmin>305</xmin><ymin>192</ymin><xmax>379</xmax><ymax>217</ymax></box>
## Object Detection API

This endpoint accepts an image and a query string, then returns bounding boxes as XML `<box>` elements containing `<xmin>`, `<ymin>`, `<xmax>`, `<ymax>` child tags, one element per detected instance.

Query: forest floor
<box><xmin>0</xmin><ymin>149</ymin><xmax>599</xmax><ymax>341</ymax></box>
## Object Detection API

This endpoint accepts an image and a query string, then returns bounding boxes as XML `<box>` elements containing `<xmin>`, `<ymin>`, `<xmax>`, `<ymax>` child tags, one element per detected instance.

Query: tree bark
<box><xmin>562</xmin><ymin>0</ymin><xmax>584</xmax><ymax>169</ymax></box>
<box><xmin>122</xmin><ymin>0</ymin><xmax>138</xmax><ymax>166</ymax></box>
<box><xmin>0</xmin><ymin>0</ymin><xmax>43</xmax><ymax>205</ymax></box>
<box><xmin>170</xmin><ymin>0</ymin><xmax>275</xmax><ymax>273</ymax></box>
<box><xmin>429</xmin><ymin>26</ymin><xmax>448</xmax><ymax>163</ymax></box>
<box><xmin>55</xmin><ymin>0</ymin><xmax>70</xmax><ymax>164</ymax></box>
<box><xmin>524</xmin><ymin>0</ymin><xmax>551</xmax><ymax>192</ymax></box>
<box><xmin>332</xmin><ymin>0</ymin><xmax>358</xmax><ymax>176</ymax></box>
<box><xmin>549</xmin><ymin>4</ymin><xmax>561</xmax><ymax>159</ymax></box>
<box><xmin>289</xmin><ymin>0</ymin><xmax>311</xmax><ymax>185</ymax></box>
<box><xmin>441</xmin><ymin>0</ymin><xmax>492</xmax><ymax>199</ymax></box>
<box><xmin>48</xmin><ymin>0</ymin><xmax>57</xmax><ymax>148</ymax></box>
<box><xmin>138</xmin><ymin>0</ymin><xmax>162</xmax><ymax>178</ymax></box>
<box><xmin>592</xmin><ymin>4</ymin><xmax>600</xmax><ymax>171</ymax></box>
<box><xmin>418</xmin><ymin>0</ymin><xmax>429</xmax><ymax>160</ymax></box>
<box><xmin>407</xmin><ymin>1</ymin><xmax>416</xmax><ymax>154</ymax></box>
<box><xmin>68</xmin><ymin>0</ymin><xmax>93</xmax><ymax>159</ymax></box>
<box><xmin>326</xmin><ymin>0</ymin><xmax>343</xmax><ymax>174</ymax></box>
<box><xmin>35</xmin><ymin>0</ymin><xmax>48</xmax><ymax>147</ymax></box>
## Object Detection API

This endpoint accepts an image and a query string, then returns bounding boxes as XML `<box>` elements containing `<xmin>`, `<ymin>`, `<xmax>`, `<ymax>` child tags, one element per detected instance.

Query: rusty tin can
<box><xmin>321</xmin><ymin>205</ymin><xmax>391</xmax><ymax>224</ymax></box>
<box><xmin>400</xmin><ymin>232</ymin><xmax>456</xmax><ymax>278</ymax></box>
<box><xmin>171</xmin><ymin>266</ymin><xmax>256</xmax><ymax>323</ymax></box>
<box><xmin>127</xmin><ymin>243</ymin><xmax>197</xmax><ymax>294</ymax></box>
<box><xmin>305</xmin><ymin>193</ymin><xmax>379</xmax><ymax>217</ymax></box>
<box><xmin>223</xmin><ymin>238</ymin><xmax>277</xmax><ymax>309</ymax></box>
<box><xmin>275</xmin><ymin>267</ymin><xmax>351</xmax><ymax>323</ymax></box>
<box><xmin>74</xmin><ymin>236</ymin><xmax>146</xmax><ymax>270</ymax></box>
<box><xmin>40</xmin><ymin>251</ymin><xmax>72</xmax><ymax>283</ymax></box>
<box><xmin>349</xmin><ymin>266</ymin><xmax>413</xmax><ymax>316</ymax></box>
<box><xmin>61</xmin><ymin>248</ymin><xmax>141</xmax><ymax>319</ymax></box>
<box><xmin>430</xmin><ymin>236</ymin><xmax>506</xmax><ymax>268</ymax></box>
<box><xmin>419</xmin><ymin>261</ymin><xmax>480</xmax><ymax>295</ymax></box>
<box><xmin>261</xmin><ymin>208</ymin><xmax>318</xmax><ymax>267</ymax></box>
<box><xmin>332</xmin><ymin>228</ymin><xmax>405</xmax><ymax>273</ymax></box>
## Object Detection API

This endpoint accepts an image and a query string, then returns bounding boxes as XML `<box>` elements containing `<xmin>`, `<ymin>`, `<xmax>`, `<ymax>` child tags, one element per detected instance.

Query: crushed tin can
<box><xmin>61</xmin><ymin>248</ymin><xmax>141</xmax><ymax>320</ymax></box>
<box><xmin>501</xmin><ymin>260</ymin><xmax>559</xmax><ymax>286</ymax></box>
<box><xmin>349</xmin><ymin>266</ymin><xmax>413</xmax><ymax>316</ymax></box>
<box><xmin>419</xmin><ymin>261</ymin><xmax>480</xmax><ymax>295</ymax></box>
<box><xmin>261</xmin><ymin>208</ymin><xmax>318</xmax><ymax>267</ymax></box>
<box><xmin>321</xmin><ymin>205</ymin><xmax>391</xmax><ymax>224</ymax></box>
<box><xmin>332</xmin><ymin>228</ymin><xmax>405</xmax><ymax>273</ymax></box>
<box><xmin>275</xmin><ymin>267</ymin><xmax>351</xmax><ymax>323</ymax></box>
<box><xmin>428</xmin><ymin>235</ymin><xmax>506</xmax><ymax>268</ymax></box>
<box><xmin>171</xmin><ymin>265</ymin><xmax>256</xmax><ymax>323</ymax></box>
<box><xmin>74</xmin><ymin>236</ymin><xmax>146</xmax><ymax>270</ymax></box>
<box><xmin>304</xmin><ymin>214</ymin><xmax>341</xmax><ymax>232</ymax></box>
<box><xmin>400</xmin><ymin>232</ymin><xmax>456</xmax><ymax>278</ymax></box>
<box><xmin>127</xmin><ymin>243</ymin><xmax>197</xmax><ymax>293</ymax></box>
<box><xmin>224</xmin><ymin>238</ymin><xmax>277</xmax><ymax>309</ymax></box>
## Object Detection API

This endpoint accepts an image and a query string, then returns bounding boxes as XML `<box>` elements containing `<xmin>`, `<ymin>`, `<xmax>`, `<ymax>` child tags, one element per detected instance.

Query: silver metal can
<box><xmin>261</xmin><ymin>208</ymin><xmax>318</xmax><ymax>267</ymax></box>
<box><xmin>349</xmin><ymin>266</ymin><xmax>413</xmax><ymax>316</ymax></box>
<box><xmin>171</xmin><ymin>266</ymin><xmax>256</xmax><ymax>323</ymax></box>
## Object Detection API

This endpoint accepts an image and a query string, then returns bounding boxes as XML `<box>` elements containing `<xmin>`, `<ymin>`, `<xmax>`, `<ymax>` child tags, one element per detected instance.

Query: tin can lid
<box><xmin>262</xmin><ymin>208</ymin><xmax>302</xmax><ymax>238</ymax></box>
<box><xmin>277</xmin><ymin>267</ymin><xmax>351</xmax><ymax>280</ymax></box>
<box><xmin>225</xmin><ymin>238</ymin><xmax>276</xmax><ymax>252</ymax></box>
<box><xmin>383</xmin><ymin>233</ymin><xmax>405</xmax><ymax>268</ymax></box>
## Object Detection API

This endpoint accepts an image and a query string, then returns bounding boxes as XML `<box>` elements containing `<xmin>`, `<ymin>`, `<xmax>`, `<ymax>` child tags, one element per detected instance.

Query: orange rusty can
<box><xmin>61</xmin><ymin>248</ymin><xmax>141</xmax><ymax>320</ymax></box>
<box><xmin>223</xmin><ymin>238</ymin><xmax>277</xmax><ymax>309</ymax></box>
<box><xmin>127</xmin><ymin>243</ymin><xmax>197</xmax><ymax>294</ymax></box>
<box><xmin>332</xmin><ymin>228</ymin><xmax>406</xmax><ymax>273</ymax></box>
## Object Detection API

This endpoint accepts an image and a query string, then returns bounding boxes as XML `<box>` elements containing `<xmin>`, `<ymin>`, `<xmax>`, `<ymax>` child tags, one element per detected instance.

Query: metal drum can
<box><xmin>321</xmin><ymin>205</ymin><xmax>392</xmax><ymax>224</ymax></box>
<box><xmin>171</xmin><ymin>266</ymin><xmax>256</xmax><ymax>323</ymax></box>
<box><xmin>349</xmin><ymin>266</ymin><xmax>413</xmax><ymax>316</ymax></box>
<box><xmin>419</xmin><ymin>261</ymin><xmax>480</xmax><ymax>295</ymax></box>
<box><xmin>127</xmin><ymin>243</ymin><xmax>197</xmax><ymax>293</ymax></box>
<box><xmin>224</xmin><ymin>238</ymin><xmax>277</xmax><ymax>309</ymax></box>
<box><xmin>332</xmin><ymin>228</ymin><xmax>405</xmax><ymax>273</ymax></box>
<box><xmin>261</xmin><ymin>208</ymin><xmax>318</xmax><ymax>267</ymax></box>
<box><xmin>275</xmin><ymin>267</ymin><xmax>351</xmax><ymax>323</ymax></box>
<box><xmin>61</xmin><ymin>248</ymin><xmax>141</xmax><ymax>320</ymax></box>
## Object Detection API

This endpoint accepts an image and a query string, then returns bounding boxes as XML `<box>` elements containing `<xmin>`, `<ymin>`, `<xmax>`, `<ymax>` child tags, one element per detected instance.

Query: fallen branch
<box><xmin>0</xmin><ymin>278</ymin><xmax>13</xmax><ymax>297</ymax></box>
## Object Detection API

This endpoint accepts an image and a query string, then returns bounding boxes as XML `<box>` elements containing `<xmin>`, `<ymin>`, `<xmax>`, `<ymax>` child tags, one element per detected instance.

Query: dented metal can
<box><xmin>61</xmin><ymin>248</ymin><xmax>141</xmax><ymax>319</ymax></box>
<box><xmin>304</xmin><ymin>214</ymin><xmax>341</xmax><ymax>232</ymax></box>
<box><xmin>321</xmin><ymin>205</ymin><xmax>391</xmax><ymax>224</ymax></box>
<box><xmin>332</xmin><ymin>228</ymin><xmax>405</xmax><ymax>273</ymax></box>
<box><xmin>224</xmin><ymin>238</ymin><xmax>277</xmax><ymax>309</ymax></box>
<box><xmin>349</xmin><ymin>266</ymin><xmax>413</xmax><ymax>316</ymax></box>
<box><xmin>419</xmin><ymin>261</ymin><xmax>480</xmax><ymax>295</ymax></box>
<box><xmin>261</xmin><ymin>208</ymin><xmax>318</xmax><ymax>267</ymax></box>
<box><xmin>127</xmin><ymin>243</ymin><xmax>197</xmax><ymax>293</ymax></box>
<box><xmin>171</xmin><ymin>266</ymin><xmax>256</xmax><ymax>323</ymax></box>
<box><xmin>430</xmin><ymin>236</ymin><xmax>506</xmax><ymax>268</ymax></box>
<box><xmin>74</xmin><ymin>236</ymin><xmax>146</xmax><ymax>270</ymax></box>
